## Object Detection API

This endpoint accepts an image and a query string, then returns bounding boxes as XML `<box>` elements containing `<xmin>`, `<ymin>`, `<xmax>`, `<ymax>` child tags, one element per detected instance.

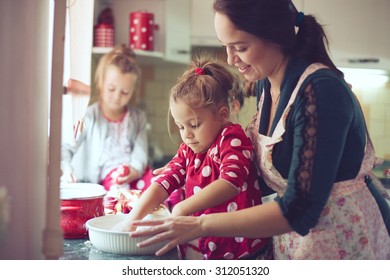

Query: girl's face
<box><xmin>214</xmin><ymin>12</ymin><xmax>283</xmax><ymax>82</ymax></box>
<box><xmin>100</xmin><ymin>65</ymin><xmax>137</xmax><ymax>114</ymax></box>
<box><xmin>170</xmin><ymin>99</ymin><xmax>228</xmax><ymax>154</ymax></box>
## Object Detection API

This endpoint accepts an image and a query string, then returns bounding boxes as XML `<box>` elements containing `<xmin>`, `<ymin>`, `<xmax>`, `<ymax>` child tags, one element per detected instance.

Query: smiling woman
<box><xmin>128</xmin><ymin>0</ymin><xmax>390</xmax><ymax>260</ymax></box>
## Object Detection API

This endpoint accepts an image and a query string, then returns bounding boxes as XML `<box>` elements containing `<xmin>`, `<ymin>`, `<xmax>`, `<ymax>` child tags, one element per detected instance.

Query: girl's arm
<box><xmin>171</xmin><ymin>179</ymin><xmax>238</xmax><ymax>216</ymax></box>
<box><xmin>60</xmin><ymin>107</ymin><xmax>91</xmax><ymax>180</ymax></box>
<box><xmin>113</xmin><ymin>183</ymin><xmax>168</xmax><ymax>232</ymax></box>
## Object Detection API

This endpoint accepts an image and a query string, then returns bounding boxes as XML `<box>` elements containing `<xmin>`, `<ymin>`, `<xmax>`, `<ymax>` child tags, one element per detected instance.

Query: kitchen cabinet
<box><xmin>303</xmin><ymin>0</ymin><xmax>390</xmax><ymax>70</ymax></box>
<box><xmin>190</xmin><ymin>0</ymin><xmax>217</xmax><ymax>46</ymax></box>
<box><xmin>93</xmin><ymin>0</ymin><xmax>191</xmax><ymax>64</ymax></box>
<box><xmin>190</xmin><ymin>0</ymin><xmax>304</xmax><ymax>47</ymax></box>
<box><xmin>190</xmin><ymin>0</ymin><xmax>390</xmax><ymax>71</ymax></box>
<box><xmin>66</xmin><ymin>0</ymin><xmax>94</xmax><ymax>86</ymax></box>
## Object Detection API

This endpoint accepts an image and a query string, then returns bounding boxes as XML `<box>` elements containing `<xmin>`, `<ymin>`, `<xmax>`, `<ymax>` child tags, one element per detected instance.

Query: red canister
<box><xmin>94</xmin><ymin>23</ymin><xmax>114</xmax><ymax>47</ymax></box>
<box><xmin>129</xmin><ymin>12</ymin><xmax>156</xmax><ymax>51</ymax></box>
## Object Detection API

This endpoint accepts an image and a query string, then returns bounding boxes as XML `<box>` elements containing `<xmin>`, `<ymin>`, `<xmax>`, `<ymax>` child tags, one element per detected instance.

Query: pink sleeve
<box><xmin>219</xmin><ymin>126</ymin><xmax>254</xmax><ymax>192</ymax></box>
<box><xmin>153</xmin><ymin>144</ymin><xmax>187</xmax><ymax>196</ymax></box>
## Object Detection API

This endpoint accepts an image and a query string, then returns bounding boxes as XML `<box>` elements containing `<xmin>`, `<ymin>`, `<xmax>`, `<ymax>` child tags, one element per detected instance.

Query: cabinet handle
<box><xmin>176</xmin><ymin>50</ymin><xmax>190</xmax><ymax>55</ymax></box>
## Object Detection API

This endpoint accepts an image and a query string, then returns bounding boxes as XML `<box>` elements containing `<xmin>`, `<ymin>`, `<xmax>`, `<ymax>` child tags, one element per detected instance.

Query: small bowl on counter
<box><xmin>86</xmin><ymin>207</ymin><xmax>170</xmax><ymax>255</ymax></box>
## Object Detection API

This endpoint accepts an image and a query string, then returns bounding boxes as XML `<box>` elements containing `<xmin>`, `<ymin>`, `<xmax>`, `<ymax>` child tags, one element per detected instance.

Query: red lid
<box><xmin>95</xmin><ymin>23</ymin><xmax>113</xmax><ymax>29</ymax></box>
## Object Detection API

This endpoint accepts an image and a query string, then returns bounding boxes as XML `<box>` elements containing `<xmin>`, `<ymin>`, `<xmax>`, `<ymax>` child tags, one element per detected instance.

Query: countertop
<box><xmin>60</xmin><ymin>160</ymin><xmax>389</xmax><ymax>260</ymax></box>
<box><xmin>60</xmin><ymin>238</ymin><xmax>179</xmax><ymax>260</ymax></box>
<box><xmin>373</xmin><ymin>160</ymin><xmax>390</xmax><ymax>189</ymax></box>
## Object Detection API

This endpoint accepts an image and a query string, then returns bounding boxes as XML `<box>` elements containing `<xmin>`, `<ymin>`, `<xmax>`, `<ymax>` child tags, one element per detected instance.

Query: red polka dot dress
<box><xmin>154</xmin><ymin>124</ymin><xmax>271</xmax><ymax>259</ymax></box>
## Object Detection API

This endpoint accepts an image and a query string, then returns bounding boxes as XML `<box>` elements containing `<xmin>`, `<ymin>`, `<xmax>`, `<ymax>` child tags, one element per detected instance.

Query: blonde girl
<box><xmin>118</xmin><ymin>57</ymin><xmax>271</xmax><ymax>260</ymax></box>
<box><xmin>61</xmin><ymin>45</ymin><xmax>153</xmax><ymax>198</ymax></box>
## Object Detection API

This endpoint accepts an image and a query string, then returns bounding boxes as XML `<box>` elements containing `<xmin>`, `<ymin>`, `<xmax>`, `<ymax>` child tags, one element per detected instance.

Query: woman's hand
<box><xmin>130</xmin><ymin>216</ymin><xmax>204</xmax><ymax>256</ymax></box>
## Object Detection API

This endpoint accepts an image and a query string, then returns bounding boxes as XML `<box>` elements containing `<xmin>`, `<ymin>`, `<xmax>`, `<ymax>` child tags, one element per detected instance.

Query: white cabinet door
<box><xmin>165</xmin><ymin>0</ymin><xmax>191</xmax><ymax>63</ymax></box>
<box><xmin>94</xmin><ymin>0</ymin><xmax>190</xmax><ymax>64</ymax></box>
<box><xmin>191</xmin><ymin>0</ymin><xmax>217</xmax><ymax>46</ymax></box>
<box><xmin>66</xmin><ymin>0</ymin><xmax>94</xmax><ymax>86</ymax></box>
<box><xmin>304</xmin><ymin>0</ymin><xmax>390</xmax><ymax>70</ymax></box>
<box><xmin>191</xmin><ymin>0</ymin><xmax>305</xmax><ymax>47</ymax></box>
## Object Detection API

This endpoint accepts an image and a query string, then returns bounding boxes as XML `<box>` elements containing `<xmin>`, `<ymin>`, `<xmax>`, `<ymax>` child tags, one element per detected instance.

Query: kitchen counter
<box><xmin>373</xmin><ymin>160</ymin><xmax>390</xmax><ymax>189</ymax></box>
<box><xmin>60</xmin><ymin>160</ymin><xmax>390</xmax><ymax>261</ymax></box>
<box><xmin>60</xmin><ymin>238</ymin><xmax>179</xmax><ymax>260</ymax></box>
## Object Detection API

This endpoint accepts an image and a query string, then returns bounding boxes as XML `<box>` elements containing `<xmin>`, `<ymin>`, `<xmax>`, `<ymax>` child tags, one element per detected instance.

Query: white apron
<box><xmin>247</xmin><ymin>63</ymin><xmax>390</xmax><ymax>259</ymax></box>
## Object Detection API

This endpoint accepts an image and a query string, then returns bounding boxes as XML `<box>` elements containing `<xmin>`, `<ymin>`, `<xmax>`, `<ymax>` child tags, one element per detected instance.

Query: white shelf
<box><xmin>92</xmin><ymin>47</ymin><xmax>164</xmax><ymax>58</ymax></box>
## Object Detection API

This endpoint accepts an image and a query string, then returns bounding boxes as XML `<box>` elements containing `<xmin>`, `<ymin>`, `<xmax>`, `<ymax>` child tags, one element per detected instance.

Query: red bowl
<box><xmin>60</xmin><ymin>183</ymin><xmax>106</xmax><ymax>238</ymax></box>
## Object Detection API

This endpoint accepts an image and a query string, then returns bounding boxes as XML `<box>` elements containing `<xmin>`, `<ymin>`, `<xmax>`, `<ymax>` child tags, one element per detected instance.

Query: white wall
<box><xmin>0</xmin><ymin>0</ymin><xmax>64</xmax><ymax>259</ymax></box>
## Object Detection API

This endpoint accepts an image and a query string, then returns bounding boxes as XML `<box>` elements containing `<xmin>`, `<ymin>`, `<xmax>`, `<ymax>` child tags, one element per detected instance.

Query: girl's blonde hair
<box><xmin>170</xmin><ymin>56</ymin><xmax>242</xmax><ymax>112</ymax></box>
<box><xmin>94</xmin><ymin>44</ymin><xmax>141</xmax><ymax>105</ymax></box>
<box><xmin>168</xmin><ymin>56</ymin><xmax>242</xmax><ymax>138</ymax></box>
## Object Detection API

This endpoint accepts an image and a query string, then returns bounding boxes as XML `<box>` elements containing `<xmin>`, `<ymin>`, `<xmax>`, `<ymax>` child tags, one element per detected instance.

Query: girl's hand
<box><xmin>111</xmin><ymin>218</ymin><xmax>137</xmax><ymax>233</ymax></box>
<box><xmin>112</xmin><ymin>164</ymin><xmax>138</xmax><ymax>185</ymax></box>
<box><xmin>61</xmin><ymin>171</ymin><xmax>78</xmax><ymax>183</ymax></box>
<box><xmin>130</xmin><ymin>216</ymin><xmax>203</xmax><ymax>256</ymax></box>
<box><xmin>152</xmin><ymin>165</ymin><xmax>167</xmax><ymax>176</ymax></box>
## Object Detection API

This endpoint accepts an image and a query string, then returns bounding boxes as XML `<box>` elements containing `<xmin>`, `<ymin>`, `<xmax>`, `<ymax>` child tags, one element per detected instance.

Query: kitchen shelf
<box><xmin>94</xmin><ymin>0</ymin><xmax>191</xmax><ymax>64</ymax></box>
<box><xmin>92</xmin><ymin>47</ymin><xmax>164</xmax><ymax>58</ymax></box>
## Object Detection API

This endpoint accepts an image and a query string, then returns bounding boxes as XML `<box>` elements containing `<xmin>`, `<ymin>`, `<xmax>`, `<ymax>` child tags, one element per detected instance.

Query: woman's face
<box><xmin>214</xmin><ymin>12</ymin><xmax>283</xmax><ymax>82</ymax></box>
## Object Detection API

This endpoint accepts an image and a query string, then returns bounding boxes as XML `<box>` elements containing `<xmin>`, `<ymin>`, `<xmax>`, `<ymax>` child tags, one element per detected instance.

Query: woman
<box><xmin>130</xmin><ymin>0</ymin><xmax>390</xmax><ymax>259</ymax></box>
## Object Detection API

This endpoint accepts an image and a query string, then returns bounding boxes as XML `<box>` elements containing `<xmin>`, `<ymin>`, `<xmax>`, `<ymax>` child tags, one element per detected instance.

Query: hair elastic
<box><xmin>194</xmin><ymin>67</ymin><xmax>205</xmax><ymax>75</ymax></box>
<box><xmin>295</xmin><ymin>11</ymin><xmax>305</xmax><ymax>27</ymax></box>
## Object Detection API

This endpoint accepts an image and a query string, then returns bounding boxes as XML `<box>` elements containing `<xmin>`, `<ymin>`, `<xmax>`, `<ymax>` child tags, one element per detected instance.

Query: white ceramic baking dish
<box><xmin>86</xmin><ymin>208</ymin><xmax>169</xmax><ymax>255</ymax></box>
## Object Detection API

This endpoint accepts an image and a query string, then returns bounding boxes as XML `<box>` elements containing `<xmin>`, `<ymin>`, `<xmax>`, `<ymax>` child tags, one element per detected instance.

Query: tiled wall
<box><xmin>354</xmin><ymin>81</ymin><xmax>390</xmax><ymax>160</ymax></box>
<box><xmin>139</xmin><ymin>63</ymin><xmax>186</xmax><ymax>158</ymax></box>
<box><xmin>139</xmin><ymin>62</ymin><xmax>390</xmax><ymax>162</ymax></box>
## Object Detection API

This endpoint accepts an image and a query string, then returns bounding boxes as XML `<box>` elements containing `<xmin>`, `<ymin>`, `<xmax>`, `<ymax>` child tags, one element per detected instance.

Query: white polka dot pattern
<box><xmin>235</xmin><ymin>237</ymin><xmax>244</xmax><ymax>243</ymax></box>
<box><xmin>231</xmin><ymin>138</ymin><xmax>241</xmax><ymax>147</ymax></box>
<box><xmin>224</xmin><ymin>252</ymin><xmax>234</xmax><ymax>259</ymax></box>
<box><xmin>242</xmin><ymin>182</ymin><xmax>248</xmax><ymax>192</ymax></box>
<box><xmin>211</xmin><ymin>146</ymin><xmax>218</xmax><ymax>155</ymax></box>
<box><xmin>254</xmin><ymin>180</ymin><xmax>260</xmax><ymax>190</ymax></box>
<box><xmin>208</xmin><ymin>241</ymin><xmax>217</xmax><ymax>251</ymax></box>
<box><xmin>173</xmin><ymin>174</ymin><xmax>180</xmax><ymax>183</ymax></box>
<box><xmin>202</xmin><ymin>166</ymin><xmax>211</xmax><ymax>177</ymax></box>
<box><xmin>227</xmin><ymin>155</ymin><xmax>239</xmax><ymax>160</ymax></box>
<box><xmin>238</xmin><ymin>252</ymin><xmax>250</xmax><ymax>258</ymax></box>
<box><xmin>227</xmin><ymin>202</ymin><xmax>237</xmax><ymax>212</ymax></box>
<box><xmin>136</xmin><ymin>180</ymin><xmax>145</xmax><ymax>189</ymax></box>
<box><xmin>193</xmin><ymin>186</ymin><xmax>201</xmax><ymax>194</ymax></box>
<box><xmin>251</xmin><ymin>239</ymin><xmax>262</xmax><ymax>247</ymax></box>
<box><xmin>226</xmin><ymin>171</ymin><xmax>237</xmax><ymax>178</ymax></box>
<box><xmin>161</xmin><ymin>180</ymin><xmax>170</xmax><ymax>190</ymax></box>
<box><xmin>243</xmin><ymin>150</ymin><xmax>251</xmax><ymax>159</ymax></box>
